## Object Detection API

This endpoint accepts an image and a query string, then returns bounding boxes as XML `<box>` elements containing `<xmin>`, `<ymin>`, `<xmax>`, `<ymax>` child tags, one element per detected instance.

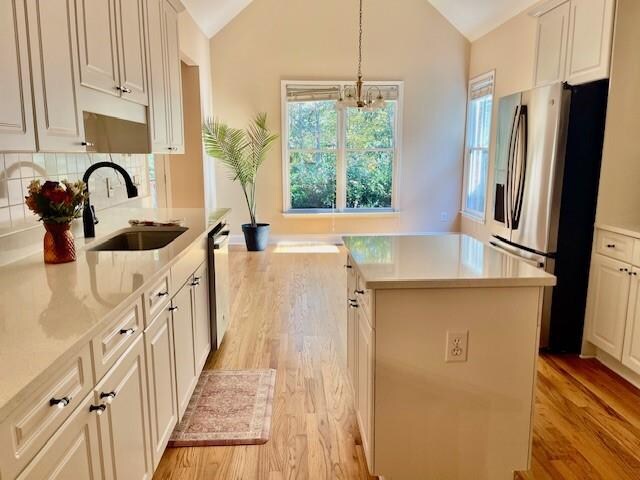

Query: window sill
<box><xmin>460</xmin><ymin>210</ymin><xmax>486</xmax><ymax>224</ymax></box>
<box><xmin>282</xmin><ymin>210</ymin><xmax>400</xmax><ymax>219</ymax></box>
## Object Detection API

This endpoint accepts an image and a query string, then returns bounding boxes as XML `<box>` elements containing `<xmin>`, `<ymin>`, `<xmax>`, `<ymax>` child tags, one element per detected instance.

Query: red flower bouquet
<box><xmin>25</xmin><ymin>180</ymin><xmax>89</xmax><ymax>264</ymax></box>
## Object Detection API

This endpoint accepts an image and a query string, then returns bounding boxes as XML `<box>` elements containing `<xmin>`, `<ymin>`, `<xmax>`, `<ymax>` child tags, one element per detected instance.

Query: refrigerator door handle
<box><xmin>512</xmin><ymin>105</ymin><xmax>529</xmax><ymax>228</ymax></box>
<box><xmin>489</xmin><ymin>238</ymin><xmax>545</xmax><ymax>269</ymax></box>
<box><xmin>505</xmin><ymin>105</ymin><xmax>520</xmax><ymax>229</ymax></box>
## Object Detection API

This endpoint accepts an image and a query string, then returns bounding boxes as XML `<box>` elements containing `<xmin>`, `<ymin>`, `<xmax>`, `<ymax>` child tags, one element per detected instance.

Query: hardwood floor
<box><xmin>155</xmin><ymin>246</ymin><xmax>640</xmax><ymax>480</ymax></box>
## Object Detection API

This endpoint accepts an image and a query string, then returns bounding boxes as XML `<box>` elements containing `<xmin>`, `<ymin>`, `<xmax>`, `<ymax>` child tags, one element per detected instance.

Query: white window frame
<box><xmin>281</xmin><ymin>80</ymin><xmax>404</xmax><ymax>215</ymax></box>
<box><xmin>461</xmin><ymin>71</ymin><xmax>495</xmax><ymax>223</ymax></box>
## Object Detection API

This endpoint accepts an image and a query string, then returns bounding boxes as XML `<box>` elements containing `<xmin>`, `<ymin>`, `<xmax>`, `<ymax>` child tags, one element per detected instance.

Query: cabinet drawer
<box><xmin>91</xmin><ymin>298</ymin><xmax>143</xmax><ymax>380</ymax></box>
<box><xmin>595</xmin><ymin>230</ymin><xmax>634</xmax><ymax>263</ymax></box>
<box><xmin>632</xmin><ymin>240</ymin><xmax>640</xmax><ymax>268</ymax></box>
<box><xmin>143</xmin><ymin>272</ymin><xmax>171</xmax><ymax>326</ymax></box>
<box><xmin>356</xmin><ymin>275</ymin><xmax>374</xmax><ymax>328</ymax></box>
<box><xmin>171</xmin><ymin>235</ymin><xmax>207</xmax><ymax>292</ymax></box>
<box><xmin>0</xmin><ymin>345</ymin><xmax>93</xmax><ymax>479</ymax></box>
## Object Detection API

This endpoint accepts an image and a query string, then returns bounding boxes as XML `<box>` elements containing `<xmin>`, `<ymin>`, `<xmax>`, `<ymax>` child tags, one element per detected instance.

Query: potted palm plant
<box><xmin>203</xmin><ymin>113</ymin><xmax>278</xmax><ymax>251</ymax></box>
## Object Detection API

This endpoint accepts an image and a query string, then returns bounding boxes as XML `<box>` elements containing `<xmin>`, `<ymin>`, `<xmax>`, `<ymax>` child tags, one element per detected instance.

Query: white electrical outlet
<box><xmin>445</xmin><ymin>330</ymin><xmax>468</xmax><ymax>362</ymax></box>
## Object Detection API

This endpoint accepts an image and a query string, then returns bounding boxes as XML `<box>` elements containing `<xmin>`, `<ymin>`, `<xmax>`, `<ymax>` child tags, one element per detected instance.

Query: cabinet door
<box><xmin>192</xmin><ymin>265</ymin><xmax>211</xmax><ymax>373</ymax></box>
<box><xmin>356</xmin><ymin>307</ymin><xmax>374</xmax><ymax>470</ymax></box>
<box><xmin>347</xmin><ymin>301</ymin><xmax>358</xmax><ymax>396</ymax></box>
<box><xmin>0</xmin><ymin>0</ymin><xmax>36</xmax><ymax>152</ymax></box>
<box><xmin>163</xmin><ymin>1</ymin><xmax>184</xmax><ymax>153</ymax></box>
<box><xmin>533</xmin><ymin>2</ymin><xmax>570</xmax><ymax>87</ymax></box>
<box><xmin>115</xmin><ymin>0</ymin><xmax>149</xmax><ymax>105</ymax></box>
<box><xmin>586</xmin><ymin>254</ymin><xmax>631</xmax><ymax>359</ymax></box>
<box><xmin>75</xmin><ymin>0</ymin><xmax>120</xmax><ymax>97</ymax></box>
<box><xmin>146</xmin><ymin>0</ymin><xmax>171</xmax><ymax>152</ymax></box>
<box><xmin>144</xmin><ymin>309</ymin><xmax>178</xmax><ymax>468</ymax></box>
<box><xmin>172</xmin><ymin>285</ymin><xmax>197</xmax><ymax>419</ymax></box>
<box><xmin>26</xmin><ymin>0</ymin><xmax>86</xmax><ymax>152</ymax></box>
<box><xmin>566</xmin><ymin>0</ymin><xmax>615</xmax><ymax>85</ymax></box>
<box><xmin>16</xmin><ymin>394</ymin><xmax>102</xmax><ymax>480</ymax></box>
<box><xmin>623</xmin><ymin>268</ymin><xmax>640</xmax><ymax>374</ymax></box>
<box><xmin>96</xmin><ymin>336</ymin><xmax>152</xmax><ymax>480</ymax></box>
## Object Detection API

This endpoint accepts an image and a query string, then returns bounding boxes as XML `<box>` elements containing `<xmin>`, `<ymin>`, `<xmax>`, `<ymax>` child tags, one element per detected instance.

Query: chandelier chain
<box><xmin>358</xmin><ymin>0</ymin><xmax>363</xmax><ymax>78</ymax></box>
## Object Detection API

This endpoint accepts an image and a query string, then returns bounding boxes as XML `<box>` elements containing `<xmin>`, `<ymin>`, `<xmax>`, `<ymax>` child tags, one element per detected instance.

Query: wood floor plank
<box><xmin>154</xmin><ymin>246</ymin><xmax>640</xmax><ymax>480</ymax></box>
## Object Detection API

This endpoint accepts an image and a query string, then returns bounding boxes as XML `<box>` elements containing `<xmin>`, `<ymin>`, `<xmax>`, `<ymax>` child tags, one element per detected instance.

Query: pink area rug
<box><xmin>168</xmin><ymin>369</ymin><xmax>276</xmax><ymax>447</ymax></box>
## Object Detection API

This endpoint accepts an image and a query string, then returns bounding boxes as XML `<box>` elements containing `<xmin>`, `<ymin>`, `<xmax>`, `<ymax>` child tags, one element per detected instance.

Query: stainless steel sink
<box><xmin>89</xmin><ymin>227</ymin><xmax>188</xmax><ymax>251</ymax></box>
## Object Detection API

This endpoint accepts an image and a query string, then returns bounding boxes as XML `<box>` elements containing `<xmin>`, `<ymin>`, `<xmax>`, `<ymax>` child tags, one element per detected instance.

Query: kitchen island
<box><xmin>342</xmin><ymin>234</ymin><xmax>556</xmax><ymax>480</ymax></box>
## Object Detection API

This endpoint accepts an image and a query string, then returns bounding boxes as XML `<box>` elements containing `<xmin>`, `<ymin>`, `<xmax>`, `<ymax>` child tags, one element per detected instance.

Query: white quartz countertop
<box><xmin>0</xmin><ymin>207</ymin><xmax>229</xmax><ymax>419</ymax></box>
<box><xmin>342</xmin><ymin>234</ymin><xmax>557</xmax><ymax>289</ymax></box>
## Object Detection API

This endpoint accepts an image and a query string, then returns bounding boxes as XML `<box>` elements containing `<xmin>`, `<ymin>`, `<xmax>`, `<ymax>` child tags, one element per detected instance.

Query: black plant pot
<box><xmin>242</xmin><ymin>223</ymin><xmax>270</xmax><ymax>251</ymax></box>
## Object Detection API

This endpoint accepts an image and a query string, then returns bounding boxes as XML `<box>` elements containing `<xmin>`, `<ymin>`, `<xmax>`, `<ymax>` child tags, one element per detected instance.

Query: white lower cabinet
<box><xmin>144</xmin><ymin>308</ymin><xmax>178</xmax><ymax>469</ymax></box>
<box><xmin>623</xmin><ymin>270</ymin><xmax>640</xmax><ymax>372</ymax></box>
<box><xmin>95</xmin><ymin>335</ymin><xmax>152</xmax><ymax>480</ymax></box>
<box><xmin>345</xmin><ymin>256</ymin><xmax>375</xmax><ymax>473</ymax></box>
<box><xmin>171</xmin><ymin>282</ymin><xmax>198</xmax><ymax>420</ymax></box>
<box><xmin>16</xmin><ymin>394</ymin><xmax>103</xmax><ymax>480</ymax></box>
<box><xmin>585</xmin><ymin>254</ymin><xmax>631</xmax><ymax>358</ymax></box>
<box><xmin>356</xmin><ymin>307</ymin><xmax>374</xmax><ymax>471</ymax></box>
<box><xmin>192</xmin><ymin>265</ymin><xmax>211</xmax><ymax>373</ymax></box>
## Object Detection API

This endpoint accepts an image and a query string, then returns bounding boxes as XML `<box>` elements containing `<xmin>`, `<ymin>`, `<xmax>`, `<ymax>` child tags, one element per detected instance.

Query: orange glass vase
<box><xmin>43</xmin><ymin>222</ymin><xmax>76</xmax><ymax>264</ymax></box>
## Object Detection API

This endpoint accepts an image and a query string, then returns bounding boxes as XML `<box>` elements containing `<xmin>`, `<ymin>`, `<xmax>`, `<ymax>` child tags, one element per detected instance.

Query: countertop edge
<box><xmin>0</xmin><ymin>209</ymin><xmax>230</xmax><ymax>422</ymax></box>
<box><xmin>596</xmin><ymin>223</ymin><xmax>640</xmax><ymax>239</ymax></box>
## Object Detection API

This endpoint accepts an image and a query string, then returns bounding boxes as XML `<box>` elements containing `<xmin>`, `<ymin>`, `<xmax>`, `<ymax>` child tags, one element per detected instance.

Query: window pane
<box><xmin>468</xmin><ymin>95</ymin><xmax>492</xmax><ymax>149</ymax></box>
<box><xmin>464</xmin><ymin>148</ymin><xmax>488</xmax><ymax>215</ymax></box>
<box><xmin>290</xmin><ymin>152</ymin><xmax>336</xmax><ymax>209</ymax></box>
<box><xmin>345</xmin><ymin>102</ymin><xmax>395</xmax><ymax>149</ymax></box>
<box><xmin>288</xmin><ymin>101</ymin><xmax>337</xmax><ymax>150</ymax></box>
<box><xmin>346</xmin><ymin>151</ymin><xmax>393</xmax><ymax>209</ymax></box>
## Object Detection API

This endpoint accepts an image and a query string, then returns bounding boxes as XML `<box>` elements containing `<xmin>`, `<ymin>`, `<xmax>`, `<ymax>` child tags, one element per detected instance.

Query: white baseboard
<box><xmin>595</xmin><ymin>349</ymin><xmax>640</xmax><ymax>390</ymax></box>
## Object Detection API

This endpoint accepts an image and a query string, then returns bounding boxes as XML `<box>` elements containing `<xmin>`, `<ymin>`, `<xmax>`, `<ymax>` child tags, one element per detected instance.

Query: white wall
<box><xmin>177</xmin><ymin>10</ymin><xmax>217</xmax><ymax>210</ymax></box>
<box><xmin>209</xmin><ymin>0</ymin><xmax>469</xmax><ymax>235</ymax></box>
<box><xmin>460</xmin><ymin>10</ymin><xmax>538</xmax><ymax>242</ymax></box>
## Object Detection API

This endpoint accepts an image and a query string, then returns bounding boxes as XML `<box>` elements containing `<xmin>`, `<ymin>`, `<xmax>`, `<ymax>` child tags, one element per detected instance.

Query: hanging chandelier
<box><xmin>337</xmin><ymin>0</ymin><xmax>385</xmax><ymax>111</ymax></box>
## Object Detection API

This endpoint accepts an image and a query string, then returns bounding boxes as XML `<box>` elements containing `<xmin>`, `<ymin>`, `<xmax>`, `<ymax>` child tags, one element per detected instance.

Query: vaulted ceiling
<box><xmin>183</xmin><ymin>0</ymin><xmax>539</xmax><ymax>41</ymax></box>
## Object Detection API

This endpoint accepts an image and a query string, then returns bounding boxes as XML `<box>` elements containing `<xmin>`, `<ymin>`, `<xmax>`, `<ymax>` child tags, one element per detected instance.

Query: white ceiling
<box><xmin>182</xmin><ymin>0</ymin><xmax>254</xmax><ymax>38</ymax></box>
<box><xmin>183</xmin><ymin>0</ymin><xmax>538</xmax><ymax>41</ymax></box>
<box><xmin>427</xmin><ymin>0</ymin><xmax>539</xmax><ymax>41</ymax></box>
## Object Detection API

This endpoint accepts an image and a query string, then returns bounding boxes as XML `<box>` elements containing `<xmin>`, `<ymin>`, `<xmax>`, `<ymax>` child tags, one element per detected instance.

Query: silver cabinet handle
<box><xmin>100</xmin><ymin>391</ymin><xmax>117</xmax><ymax>404</ymax></box>
<box><xmin>49</xmin><ymin>396</ymin><xmax>71</xmax><ymax>409</ymax></box>
<box><xmin>168</xmin><ymin>306</ymin><xmax>179</xmax><ymax>312</ymax></box>
<box><xmin>119</xmin><ymin>327</ymin><xmax>136</xmax><ymax>336</ymax></box>
<box><xmin>116</xmin><ymin>85</ymin><xmax>132</xmax><ymax>93</ymax></box>
<box><xmin>190</xmin><ymin>277</ymin><xmax>201</xmax><ymax>287</ymax></box>
<box><xmin>90</xmin><ymin>404</ymin><xmax>107</xmax><ymax>415</ymax></box>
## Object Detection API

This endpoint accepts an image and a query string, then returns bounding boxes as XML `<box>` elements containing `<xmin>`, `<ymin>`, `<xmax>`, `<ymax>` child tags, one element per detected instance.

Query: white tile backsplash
<box><xmin>0</xmin><ymin>152</ymin><xmax>151</xmax><ymax>230</ymax></box>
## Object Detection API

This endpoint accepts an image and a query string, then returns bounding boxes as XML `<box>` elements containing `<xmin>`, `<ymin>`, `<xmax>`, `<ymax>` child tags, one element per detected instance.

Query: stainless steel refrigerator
<box><xmin>490</xmin><ymin>80</ymin><xmax>609</xmax><ymax>352</ymax></box>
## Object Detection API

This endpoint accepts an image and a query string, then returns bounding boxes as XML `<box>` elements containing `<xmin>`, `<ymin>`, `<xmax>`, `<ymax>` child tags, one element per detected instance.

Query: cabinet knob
<box><xmin>119</xmin><ymin>327</ymin><xmax>136</xmax><ymax>336</ymax></box>
<box><xmin>89</xmin><ymin>404</ymin><xmax>107</xmax><ymax>416</ymax></box>
<box><xmin>344</xmin><ymin>264</ymin><xmax>353</xmax><ymax>269</ymax></box>
<box><xmin>355</xmin><ymin>289</ymin><xmax>365</xmax><ymax>295</ymax></box>
<box><xmin>168</xmin><ymin>306</ymin><xmax>179</xmax><ymax>312</ymax></box>
<box><xmin>167</xmin><ymin>147</ymin><xmax>177</xmax><ymax>151</ymax></box>
<box><xmin>190</xmin><ymin>277</ymin><xmax>201</xmax><ymax>287</ymax></box>
<box><xmin>157</xmin><ymin>290</ymin><xmax>169</xmax><ymax>297</ymax></box>
<box><xmin>116</xmin><ymin>85</ymin><xmax>132</xmax><ymax>94</ymax></box>
<box><xmin>49</xmin><ymin>396</ymin><xmax>71</xmax><ymax>409</ymax></box>
<box><xmin>100</xmin><ymin>391</ymin><xmax>117</xmax><ymax>404</ymax></box>
<box><xmin>81</xmin><ymin>141</ymin><xmax>94</xmax><ymax>147</ymax></box>
<box><xmin>606</xmin><ymin>244</ymin><xmax>616</xmax><ymax>248</ymax></box>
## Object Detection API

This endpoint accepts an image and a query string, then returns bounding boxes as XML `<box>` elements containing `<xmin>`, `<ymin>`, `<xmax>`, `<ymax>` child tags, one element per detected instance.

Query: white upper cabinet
<box><xmin>115</xmin><ymin>0</ymin><xmax>149</xmax><ymax>105</ymax></box>
<box><xmin>26</xmin><ymin>0</ymin><xmax>87</xmax><ymax>152</ymax></box>
<box><xmin>75</xmin><ymin>0</ymin><xmax>120</xmax><ymax>97</ymax></box>
<box><xmin>533</xmin><ymin>2</ymin><xmax>571</xmax><ymax>87</ymax></box>
<box><xmin>533</xmin><ymin>0</ymin><xmax>615</xmax><ymax>87</ymax></box>
<box><xmin>565</xmin><ymin>0</ymin><xmax>616</xmax><ymax>85</ymax></box>
<box><xmin>146</xmin><ymin>0</ymin><xmax>185</xmax><ymax>153</ymax></box>
<box><xmin>146</xmin><ymin>0</ymin><xmax>171</xmax><ymax>151</ymax></box>
<box><xmin>0</xmin><ymin>0</ymin><xmax>36</xmax><ymax>152</ymax></box>
<box><xmin>164</xmin><ymin>1</ymin><xmax>185</xmax><ymax>153</ymax></box>
<box><xmin>76</xmin><ymin>0</ymin><xmax>149</xmax><ymax>106</ymax></box>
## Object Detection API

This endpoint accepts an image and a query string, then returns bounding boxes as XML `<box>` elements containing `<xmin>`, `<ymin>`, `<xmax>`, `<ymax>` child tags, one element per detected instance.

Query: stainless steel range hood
<box><xmin>83</xmin><ymin>112</ymin><xmax>150</xmax><ymax>154</ymax></box>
